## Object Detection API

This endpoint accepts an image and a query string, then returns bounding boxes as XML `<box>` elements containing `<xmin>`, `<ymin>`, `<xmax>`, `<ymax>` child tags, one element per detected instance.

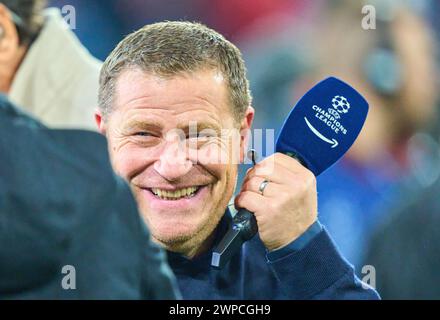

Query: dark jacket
<box><xmin>0</xmin><ymin>95</ymin><xmax>179</xmax><ymax>299</ymax></box>
<box><xmin>168</xmin><ymin>211</ymin><xmax>380</xmax><ymax>299</ymax></box>
<box><xmin>365</xmin><ymin>178</ymin><xmax>440</xmax><ymax>299</ymax></box>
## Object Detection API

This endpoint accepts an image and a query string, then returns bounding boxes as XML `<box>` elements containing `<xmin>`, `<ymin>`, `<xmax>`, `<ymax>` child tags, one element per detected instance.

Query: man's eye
<box><xmin>188</xmin><ymin>132</ymin><xmax>214</xmax><ymax>139</ymax></box>
<box><xmin>134</xmin><ymin>132</ymin><xmax>153</xmax><ymax>137</ymax></box>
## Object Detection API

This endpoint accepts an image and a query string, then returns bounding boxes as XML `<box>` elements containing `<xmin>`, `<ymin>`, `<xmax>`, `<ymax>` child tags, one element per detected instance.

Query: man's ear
<box><xmin>239</xmin><ymin>106</ymin><xmax>255</xmax><ymax>163</ymax></box>
<box><xmin>95</xmin><ymin>109</ymin><xmax>106</xmax><ymax>135</ymax></box>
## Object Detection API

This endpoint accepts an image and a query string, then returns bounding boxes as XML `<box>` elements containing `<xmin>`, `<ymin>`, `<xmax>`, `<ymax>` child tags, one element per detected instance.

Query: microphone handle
<box><xmin>211</xmin><ymin>209</ymin><xmax>257</xmax><ymax>268</ymax></box>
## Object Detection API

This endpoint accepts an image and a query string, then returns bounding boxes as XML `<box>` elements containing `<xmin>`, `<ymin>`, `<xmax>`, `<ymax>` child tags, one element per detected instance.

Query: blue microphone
<box><xmin>211</xmin><ymin>77</ymin><xmax>369</xmax><ymax>268</ymax></box>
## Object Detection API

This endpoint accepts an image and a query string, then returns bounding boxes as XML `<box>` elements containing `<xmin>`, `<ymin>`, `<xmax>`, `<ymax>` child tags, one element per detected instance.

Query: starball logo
<box><xmin>331</xmin><ymin>95</ymin><xmax>351</xmax><ymax>115</ymax></box>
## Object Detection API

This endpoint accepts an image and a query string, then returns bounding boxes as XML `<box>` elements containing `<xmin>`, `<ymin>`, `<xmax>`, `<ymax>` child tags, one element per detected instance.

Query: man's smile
<box><xmin>140</xmin><ymin>184</ymin><xmax>212</xmax><ymax>210</ymax></box>
<box><xmin>149</xmin><ymin>186</ymin><xmax>203</xmax><ymax>200</ymax></box>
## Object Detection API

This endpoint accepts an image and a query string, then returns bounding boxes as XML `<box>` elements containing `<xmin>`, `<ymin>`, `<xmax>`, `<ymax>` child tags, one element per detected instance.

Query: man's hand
<box><xmin>235</xmin><ymin>153</ymin><xmax>318</xmax><ymax>251</ymax></box>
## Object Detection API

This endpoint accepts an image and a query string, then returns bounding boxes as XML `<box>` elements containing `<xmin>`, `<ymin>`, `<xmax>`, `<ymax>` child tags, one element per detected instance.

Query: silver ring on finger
<box><xmin>258</xmin><ymin>179</ymin><xmax>270</xmax><ymax>196</ymax></box>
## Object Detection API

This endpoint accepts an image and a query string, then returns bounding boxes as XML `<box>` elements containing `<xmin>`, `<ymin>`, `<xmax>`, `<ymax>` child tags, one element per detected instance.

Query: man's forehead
<box><xmin>115</xmin><ymin>68</ymin><xmax>227</xmax><ymax>102</ymax></box>
<box><xmin>112</xmin><ymin>68</ymin><xmax>234</xmax><ymax>122</ymax></box>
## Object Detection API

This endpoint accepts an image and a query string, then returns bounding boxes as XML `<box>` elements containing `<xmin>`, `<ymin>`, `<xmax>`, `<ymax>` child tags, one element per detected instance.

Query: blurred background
<box><xmin>47</xmin><ymin>0</ymin><xmax>440</xmax><ymax>298</ymax></box>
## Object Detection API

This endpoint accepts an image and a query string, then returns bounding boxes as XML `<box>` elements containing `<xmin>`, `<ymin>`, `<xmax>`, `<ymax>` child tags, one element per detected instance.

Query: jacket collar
<box><xmin>166</xmin><ymin>208</ymin><xmax>233</xmax><ymax>273</ymax></box>
<box><xmin>9</xmin><ymin>8</ymin><xmax>98</xmax><ymax>117</ymax></box>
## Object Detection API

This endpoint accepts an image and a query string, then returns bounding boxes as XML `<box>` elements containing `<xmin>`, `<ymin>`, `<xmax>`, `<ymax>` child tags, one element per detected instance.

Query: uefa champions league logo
<box><xmin>307</xmin><ymin>94</ymin><xmax>352</xmax><ymax>148</ymax></box>
<box><xmin>327</xmin><ymin>96</ymin><xmax>350</xmax><ymax>120</ymax></box>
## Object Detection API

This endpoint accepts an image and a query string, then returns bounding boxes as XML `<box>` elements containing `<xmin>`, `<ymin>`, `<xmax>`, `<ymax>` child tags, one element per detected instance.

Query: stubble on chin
<box><xmin>147</xmin><ymin>198</ymin><xmax>227</xmax><ymax>258</ymax></box>
<box><xmin>146</xmin><ymin>176</ymin><xmax>233</xmax><ymax>258</ymax></box>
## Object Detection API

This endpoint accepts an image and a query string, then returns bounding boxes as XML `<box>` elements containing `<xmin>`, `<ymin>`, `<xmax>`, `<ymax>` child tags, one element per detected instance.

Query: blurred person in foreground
<box><xmin>0</xmin><ymin>0</ymin><xmax>101</xmax><ymax>130</ymax></box>
<box><xmin>0</xmin><ymin>94</ymin><xmax>179</xmax><ymax>299</ymax></box>
<box><xmin>95</xmin><ymin>21</ymin><xmax>379</xmax><ymax>299</ymax></box>
<box><xmin>302</xmin><ymin>0</ymin><xmax>439</xmax><ymax>270</ymax></box>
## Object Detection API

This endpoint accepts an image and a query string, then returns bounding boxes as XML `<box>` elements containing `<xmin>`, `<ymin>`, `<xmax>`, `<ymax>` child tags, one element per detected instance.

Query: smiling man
<box><xmin>96</xmin><ymin>21</ymin><xmax>379</xmax><ymax>299</ymax></box>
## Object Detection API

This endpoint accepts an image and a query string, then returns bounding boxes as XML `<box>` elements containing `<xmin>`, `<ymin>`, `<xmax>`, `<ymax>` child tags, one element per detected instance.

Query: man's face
<box><xmin>99</xmin><ymin>68</ymin><xmax>253</xmax><ymax>256</ymax></box>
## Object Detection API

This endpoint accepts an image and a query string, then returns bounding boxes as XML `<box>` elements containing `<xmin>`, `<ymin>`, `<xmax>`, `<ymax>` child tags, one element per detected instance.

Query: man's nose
<box><xmin>153</xmin><ymin>137</ymin><xmax>193</xmax><ymax>181</ymax></box>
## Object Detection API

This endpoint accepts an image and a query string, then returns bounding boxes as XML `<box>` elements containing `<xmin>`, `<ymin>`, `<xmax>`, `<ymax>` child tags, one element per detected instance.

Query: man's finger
<box><xmin>256</xmin><ymin>152</ymin><xmax>305</xmax><ymax>173</ymax></box>
<box><xmin>241</xmin><ymin>176</ymin><xmax>282</xmax><ymax>198</ymax></box>
<box><xmin>244</xmin><ymin>162</ymin><xmax>299</xmax><ymax>184</ymax></box>
<box><xmin>234</xmin><ymin>190</ymin><xmax>266</xmax><ymax>214</ymax></box>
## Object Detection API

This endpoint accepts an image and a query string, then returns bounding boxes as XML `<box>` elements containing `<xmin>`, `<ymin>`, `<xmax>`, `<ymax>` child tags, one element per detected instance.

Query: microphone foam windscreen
<box><xmin>276</xmin><ymin>77</ymin><xmax>369</xmax><ymax>176</ymax></box>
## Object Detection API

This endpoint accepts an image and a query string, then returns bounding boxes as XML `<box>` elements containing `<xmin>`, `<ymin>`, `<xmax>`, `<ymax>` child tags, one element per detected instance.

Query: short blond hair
<box><xmin>99</xmin><ymin>21</ymin><xmax>252</xmax><ymax>121</ymax></box>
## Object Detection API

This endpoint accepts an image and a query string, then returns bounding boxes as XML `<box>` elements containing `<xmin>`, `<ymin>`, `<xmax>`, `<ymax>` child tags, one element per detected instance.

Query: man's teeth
<box><xmin>151</xmin><ymin>187</ymin><xmax>199</xmax><ymax>200</ymax></box>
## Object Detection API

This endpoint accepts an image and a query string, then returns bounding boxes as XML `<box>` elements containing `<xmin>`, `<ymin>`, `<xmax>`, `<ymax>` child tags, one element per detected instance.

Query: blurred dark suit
<box><xmin>0</xmin><ymin>95</ymin><xmax>179</xmax><ymax>299</ymax></box>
